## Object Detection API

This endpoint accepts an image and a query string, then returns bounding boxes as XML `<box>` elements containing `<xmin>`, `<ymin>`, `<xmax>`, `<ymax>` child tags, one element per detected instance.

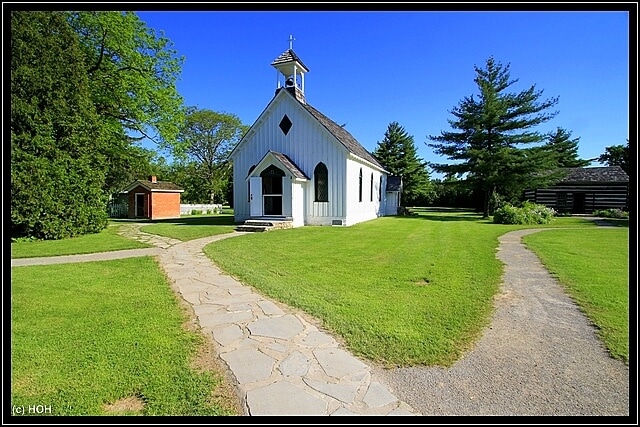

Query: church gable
<box><xmin>232</xmin><ymin>88</ymin><xmax>350</xmax><ymax>178</ymax></box>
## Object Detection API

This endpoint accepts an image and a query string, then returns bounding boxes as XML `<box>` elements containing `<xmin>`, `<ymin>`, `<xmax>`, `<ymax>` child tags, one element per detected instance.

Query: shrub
<box><xmin>493</xmin><ymin>202</ymin><xmax>555</xmax><ymax>225</ymax></box>
<box><xmin>593</xmin><ymin>208</ymin><xmax>628</xmax><ymax>219</ymax></box>
<box><xmin>191</xmin><ymin>209</ymin><xmax>203</xmax><ymax>215</ymax></box>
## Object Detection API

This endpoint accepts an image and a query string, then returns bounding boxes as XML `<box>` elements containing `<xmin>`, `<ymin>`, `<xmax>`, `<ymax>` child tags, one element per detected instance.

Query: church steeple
<box><xmin>271</xmin><ymin>35</ymin><xmax>309</xmax><ymax>104</ymax></box>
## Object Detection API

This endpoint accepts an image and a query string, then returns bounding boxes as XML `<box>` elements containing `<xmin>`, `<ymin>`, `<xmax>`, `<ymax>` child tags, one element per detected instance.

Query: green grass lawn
<box><xmin>204</xmin><ymin>209</ymin><xmax>627</xmax><ymax>367</ymax></box>
<box><xmin>11</xmin><ymin>222</ymin><xmax>152</xmax><ymax>259</ymax></box>
<box><xmin>139</xmin><ymin>214</ymin><xmax>236</xmax><ymax>241</ymax></box>
<box><xmin>11</xmin><ymin>257</ymin><xmax>239</xmax><ymax>416</ymax></box>
<box><xmin>523</xmin><ymin>227</ymin><xmax>629</xmax><ymax>363</ymax></box>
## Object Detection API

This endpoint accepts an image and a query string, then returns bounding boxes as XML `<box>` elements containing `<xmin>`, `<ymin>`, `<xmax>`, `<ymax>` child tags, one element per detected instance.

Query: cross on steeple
<box><xmin>288</xmin><ymin>34</ymin><xmax>295</xmax><ymax>50</ymax></box>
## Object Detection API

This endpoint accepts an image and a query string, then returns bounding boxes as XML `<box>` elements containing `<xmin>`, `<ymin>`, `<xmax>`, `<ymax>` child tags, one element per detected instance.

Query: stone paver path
<box><xmin>155</xmin><ymin>233</ymin><xmax>417</xmax><ymax>416</ymax></box>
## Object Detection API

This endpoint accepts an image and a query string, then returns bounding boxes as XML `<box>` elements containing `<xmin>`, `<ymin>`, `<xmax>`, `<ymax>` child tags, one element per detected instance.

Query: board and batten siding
<box><xmin>232</xmin><ymin>92</ymin><xmax>348</xmax><ymax>224</ymax></box>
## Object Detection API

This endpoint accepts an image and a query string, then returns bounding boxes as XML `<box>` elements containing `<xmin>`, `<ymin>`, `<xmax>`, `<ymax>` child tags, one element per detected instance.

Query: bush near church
<box><xmin>493</xmin><ymin>201</ymin><xmax>555</xmax><ymax>225</ymax></box>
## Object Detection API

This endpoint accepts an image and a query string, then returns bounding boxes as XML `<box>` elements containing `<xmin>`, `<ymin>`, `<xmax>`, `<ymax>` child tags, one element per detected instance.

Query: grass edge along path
<box><xmin>203</xmin><ymin>212</ymin><xmax>624</xmax><ymax>368</ymax></box>
<box><xmin>10</xmin><ymin>223</ymin><xmax>152</xmax><ymax>259</ymax></box>
<box><xmin>204</xmin><ymin>212</ymin><xmax>510</xmax><ymax>367</ymax></box>
<box><xmin>11</xmin><ymin>257</ymin><xmax>241</xmax><ymax>416</ymax></box>
<box><xmin>522</xmin><ymin>227</ymin><xmax>629</xmax><ymax>364</ymax></box>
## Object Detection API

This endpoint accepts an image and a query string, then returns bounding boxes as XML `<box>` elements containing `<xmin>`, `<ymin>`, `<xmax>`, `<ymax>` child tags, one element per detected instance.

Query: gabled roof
<box><xmin>559</xmin><ymin>166</ymin><xmax>629</xmax><ymax>183</ymax></box>
<box><xmin>230</xmin><ymin>88</ymin><xmax>386</xmax><ymax>172</ymax></box>
<box><xmin>300</xmin><ymin>101</ymin><xmax>385</xmax><ymax>170</ymax></box>
<box><xmin>270</xmin><ymin>49</ymin><xmax>310</xmax><ymax>72</ymax></box>
<box><xmin>120</xmin><ymin>179</ymin><xmax>184</xmax><ymax>193</ymax></box>
<box><xmin>250</xmin><ymin>150</ymin><xmax>309</xmax><ymax>181</ymax></box>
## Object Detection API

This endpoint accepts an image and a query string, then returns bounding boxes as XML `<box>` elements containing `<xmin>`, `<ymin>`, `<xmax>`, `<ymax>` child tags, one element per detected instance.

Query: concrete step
<box><xmin>236</xmin><ymin>225</ymin><xmax>269</xmax><ymax>232</ymax></box>
<box><xmin>236</xmin><ymin>218</ymin><xmax>294</xmax><ymax>232</ymax></box>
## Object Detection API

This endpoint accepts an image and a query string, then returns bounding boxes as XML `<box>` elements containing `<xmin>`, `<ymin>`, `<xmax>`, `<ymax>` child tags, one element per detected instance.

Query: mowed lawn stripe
<box><xmin>205</xmin><ymin>213</ymin><xmax>510</xmax><ymax>366</ymax></box>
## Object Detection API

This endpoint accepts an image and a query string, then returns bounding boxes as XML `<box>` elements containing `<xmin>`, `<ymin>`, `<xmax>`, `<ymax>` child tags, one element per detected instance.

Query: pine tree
<box><xmin>427</xmin><ymin>57</ymin><xmax>560</xmax><ymax>217</ymax></box>
<box><xmin>373</xmin><ymin>122</ymin><xmax>432</xmax><ymax>206</ymax></box>
<box><xmin>541</xmin><ymin>127</ymin><xmax>591</xmax><ymax>168</ymax></box>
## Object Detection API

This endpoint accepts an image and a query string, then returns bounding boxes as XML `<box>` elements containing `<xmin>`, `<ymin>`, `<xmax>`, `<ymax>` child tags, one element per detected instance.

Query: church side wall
<box><xmin>344</xmin><ymin>158</ymin><xmax>386</xmax><ymax>226</ymax></box>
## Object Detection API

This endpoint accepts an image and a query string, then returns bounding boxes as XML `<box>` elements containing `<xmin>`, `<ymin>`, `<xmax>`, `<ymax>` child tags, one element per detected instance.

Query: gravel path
<box><xmin>375</xmin><ymin>228</ymin><xmax>629</xmax><ymax>416</ymax></box>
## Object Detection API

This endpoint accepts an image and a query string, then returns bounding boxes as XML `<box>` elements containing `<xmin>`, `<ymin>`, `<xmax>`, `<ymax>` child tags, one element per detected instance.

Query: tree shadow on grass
<box><xmin>110</xmin><ymin>215</ymin><xmax>236</xmax><ymax>226</ymax></box>
<box><xmin>389</xmin><ymin>207</ymin><xmax>491</xmax><ymax>223</ymax></box>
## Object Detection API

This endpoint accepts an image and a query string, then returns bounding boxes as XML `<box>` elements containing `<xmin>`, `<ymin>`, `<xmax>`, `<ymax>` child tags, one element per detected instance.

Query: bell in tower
<box><xmin>271</xmin><ymin>35</ymin><xmax>309</xmax><ymax>104</ymax></box>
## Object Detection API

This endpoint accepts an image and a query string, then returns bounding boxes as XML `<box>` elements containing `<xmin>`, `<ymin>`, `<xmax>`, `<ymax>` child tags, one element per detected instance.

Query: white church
<box><xmin>230</xmin><ymin>44</ymin><xmax>402</xmax><ymax>227</ymax></box>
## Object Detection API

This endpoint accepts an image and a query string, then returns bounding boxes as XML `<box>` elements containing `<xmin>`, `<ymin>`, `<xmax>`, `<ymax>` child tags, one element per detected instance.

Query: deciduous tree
<box><xmin>173</xmin><ymin>108</ymin><xmax>248</xmax><ymax>203</ymax></box>
<box><xmin>598</xmin><ymin>140</ymin><xmax>629</xmax><ymax>175</ymax></box>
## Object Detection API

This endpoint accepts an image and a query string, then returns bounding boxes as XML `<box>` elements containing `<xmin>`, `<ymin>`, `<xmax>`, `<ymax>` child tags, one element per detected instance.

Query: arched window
<box><xmin>379</xmin><ymin>176</ymin><xmax>383</xmax><ymax>201</ymax></box>
<box><xmin>358</xmin><ymin>168</ymin><xmax>363</xmax><ymax>202</ymax></box>
<box><xmin>370</xmin><ymin>173</ymin><xmax>374</xmax><ymax>201</ymax></box>
<box><xmin>314</xmin><ymin>162</ymin><xmax>328</xmax><ymax>202</ymax></box>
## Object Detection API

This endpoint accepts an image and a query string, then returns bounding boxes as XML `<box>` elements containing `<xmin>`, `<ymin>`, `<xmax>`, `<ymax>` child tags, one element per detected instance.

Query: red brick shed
<box><xmin>120</xmin><ymin>176</ymin><xmax>184</xmax><ymax>220</ymax></box>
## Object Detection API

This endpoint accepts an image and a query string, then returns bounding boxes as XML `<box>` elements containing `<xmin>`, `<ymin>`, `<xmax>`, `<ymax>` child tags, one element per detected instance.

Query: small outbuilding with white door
<box><xmin>230</xmin><ymin>44</ymin><xmax>401</xmax><ymax>227</ymax></box>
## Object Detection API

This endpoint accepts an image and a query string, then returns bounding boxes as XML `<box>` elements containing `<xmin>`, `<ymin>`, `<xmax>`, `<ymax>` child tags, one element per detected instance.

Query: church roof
<box><xmin>270</xmin><ymin>151</ymin><xmax>310</xmax><ymax>180</ymax></box>
<box><xmin>271</xmin><ymin>49</ymin><xmax>310</xmax><ymax>72</ymax></box>
<box><xmin>300</xmin><ymin>102</ymin><xmax>385</xmax><ymax>170</ymax></box>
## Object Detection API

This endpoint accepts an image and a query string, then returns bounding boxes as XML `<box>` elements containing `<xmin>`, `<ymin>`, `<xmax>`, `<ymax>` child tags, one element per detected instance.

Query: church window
<box><xmin>370</xmin><ymin>173</ymin><xmax>374</xmax><ymax>201</ymax></box>
<box><xmin>314</xmin><ymin>162</ymin><xmax>328</xmax><ymax>202</ymax></box>
<box><xmin>358</xmin><ymin>168</ymin><xmax>363</xmax><ymax>202</ymax></box>
<box><xmin>279</xmin><ymin>115</ymin><xmax>292</xmax><ymax>135</ymax></box>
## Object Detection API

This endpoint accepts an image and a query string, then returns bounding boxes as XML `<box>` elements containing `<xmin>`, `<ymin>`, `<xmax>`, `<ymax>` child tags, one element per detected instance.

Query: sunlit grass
<box><xmin>11</xmin><ymin>257</ymin><xmax>239</xmax><ymax>415</ymax></box>
<box><xmin>139</xmin><ymin>214</ymin><xmax>236</xmax><ymax>241</ymax></box>
<box><xmin>11</xmin><ymin>223</ymin><xmax>152</xmax><ymax>259</ymax></box>
<box><xmin>204</xmin><ymin>209</ymin><xmax>625</xmax><ymax>367</ymax></box>
<box><xmin>523</xmin><ymin>228</ymin><xmax>629</xmax><ymax>363</ymax></box>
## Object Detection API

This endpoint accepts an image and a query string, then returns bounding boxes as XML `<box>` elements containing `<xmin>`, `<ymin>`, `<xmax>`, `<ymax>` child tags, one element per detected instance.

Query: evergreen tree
<box><xmin>11</xmin><ymin>11</ymin><xmax>108</xmax><ymax>239</ymax></box>
<box><xmin>540</xmin><ymin>127</ymin><xmax>591</xmax><ymax>168</ymax></box>
<box><xmin>373</xmin><ymin>122</ymin><xmax>433</xmax><ymax>206</ymax></box>
<box><xmin>427</xmin><ymin>57</ymin><xmax>560</xmax><ymax>217</ymax></box>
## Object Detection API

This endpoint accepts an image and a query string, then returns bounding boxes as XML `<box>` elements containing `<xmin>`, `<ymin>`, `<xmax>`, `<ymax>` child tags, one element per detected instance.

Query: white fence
<box><xmin>180</xmin><ymin>204</ymin><xmax>223</xmax><ymax>215</ymax></box>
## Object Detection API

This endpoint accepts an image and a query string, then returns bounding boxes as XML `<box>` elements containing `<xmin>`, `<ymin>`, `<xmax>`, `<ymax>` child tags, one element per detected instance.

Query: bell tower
<box><xmin>271</xmin><ymin>35</ymin><xmax>309</xmax><ymax>104</ymax></box>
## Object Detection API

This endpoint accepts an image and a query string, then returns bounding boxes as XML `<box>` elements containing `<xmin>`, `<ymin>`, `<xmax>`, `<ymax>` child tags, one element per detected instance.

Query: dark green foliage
<box><xmin>429</xmin><ymin>174</ymin><xmax>476</xmax><ymax>208</ymax></box>
<box><xmin>540</xmin><ymin>127</ymin><xmax>592</xmax><ymax>168</ymax></box>
<box><xmin>11</xmin><ymin>11</ymin><xmax>187</xmax><ymax>239</ymax></box>
<box><xmin>11</xmin><ymin>11</ymin><xmax>108</xmax><ymax>239</ymax></box>
<box><xmin>427</xmin><ymin>57</ymin><xmax>560</xmax><ymax>217</ymax></box>
<box><xmin>373</xmin><ymin>122</ymin><xmax>434</xmax><ymax>206</ymax></box>
<box><xmin>598</xmin><ymin>140</ymin><xmax>629</xmax><ymax>175</ymax></box>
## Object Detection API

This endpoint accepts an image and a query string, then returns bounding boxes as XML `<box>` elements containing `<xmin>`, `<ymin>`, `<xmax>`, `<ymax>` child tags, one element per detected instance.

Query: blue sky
<box><xmin>135</xmin><ymin>7</ymin><xmax>631</xmax><ymax>178</ymax></box>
